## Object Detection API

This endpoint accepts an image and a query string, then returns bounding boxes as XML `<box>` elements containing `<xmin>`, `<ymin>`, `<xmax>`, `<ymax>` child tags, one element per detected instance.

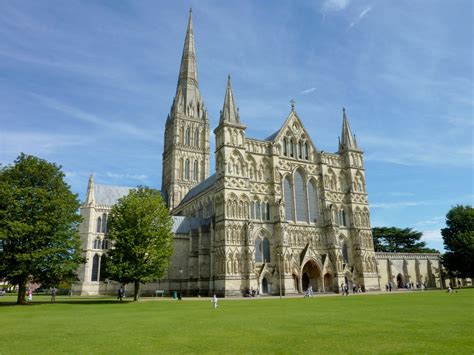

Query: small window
<box><xmin>102</xmin><ymin>213</ymin><xmax>107</xmax><ymax>233</ymax></box>
<box><xmin>91</xmin><ymin>254</ymin><xmax>99</xmax><ymax>281</ymax></box>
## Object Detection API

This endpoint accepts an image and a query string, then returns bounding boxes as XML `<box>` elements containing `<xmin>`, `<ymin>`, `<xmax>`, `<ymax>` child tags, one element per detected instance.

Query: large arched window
<box><xmin>284</xmin><ymin>177</ymin><xmax>294</xmax><ymax>220</ymax></box>
<box><xmin>91</xmin><ymin>254</ymin><xmax>99</xmax><ymax>281</ymax></box>
<box><xmin>101</xmin><ymin>213</ymin><xmax>107</xmax><ymax>233</ymax></box>
<box><xmin>263</xmin><ymin>238</ymin><xmax>271</xmax><ymax>262</ymax></box>
<box><xmin>193</xmin><ymin>160</ymin><xmax>199</xmax><ymax>180</ymax></box>
<box><xmin>255</xmin><ymin>238</ymin><xmax>263</xmax><ymax>263</ymax></box>
<box><xmin>308</xmin><ymin>180</ymin><xmax>318</xmax><ymax>223</ymax></box>
<box><xmin>99</xmin><ymin>255</ymin><xmax>107</xmax><ymax>281</ymax></box>
<box><xmin>96</xmin><ymin>217</ymin><xmax>101</xmax><ymax>233</ymax></box>
<box><xmin>294</xmin><ymin>170</ymin><xmax>308</xmax><ymax>222</ymax></box>
<box><xmin>185</xmin><ymin>159</ymin><xmax>190</xmax><ymax>180</ymax></box>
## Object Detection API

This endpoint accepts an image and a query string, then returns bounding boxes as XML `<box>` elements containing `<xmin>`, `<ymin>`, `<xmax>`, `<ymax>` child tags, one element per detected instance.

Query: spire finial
<box><xmin>339</xmin><ymin>107</ymin><xmax>358</xmax><ymax>151</ymax></box>
<box><xmin>220</xmin><ymin>74</ymin><xmax>240</xmax><ymax>124</ymax></box>
<box><xmin>290</xmin><ymin>99</ymin><xmax>296</xmax><ymax>111</ymax></box>
<box><xmin>85</xmin><ymin>173</ymin><xmax>95</xmax><ymax>206</ymax></box>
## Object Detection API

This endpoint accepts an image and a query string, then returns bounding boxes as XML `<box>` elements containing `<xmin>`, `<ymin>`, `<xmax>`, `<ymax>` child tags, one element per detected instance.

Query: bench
<box><xmin>155</xmin><ymin>290</ymin><xmax>164</xmax><ymax>298</ymax></box>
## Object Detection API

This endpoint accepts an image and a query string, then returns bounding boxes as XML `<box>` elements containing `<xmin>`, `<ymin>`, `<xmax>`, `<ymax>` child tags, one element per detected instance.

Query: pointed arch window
<box><xmin>263</xmin><ymin>238</ymin><xmax>271</xmax><ymax>262</ymax></box>
<box><xmin>96</xmin><ymin>217</ymin><xmax>102</xmax><ymax>233</ymax></box>
<box><xmin>193</xmin><ymin>160</ymin><xmax>199</xmax><ymax>180</ymax></box>
<box><xmin>255</xmin><ymin>238</ymin><xmax>263</xmax><ymax>263</ymax></box>
<box><xmin>185</xmin><ymin>128</ymin><xmax>191</xmax><ymax>145</ymax></box>
<box><xmin>308</xmin><ymin>180</ymin><xmax>318</xmax><ymax>223</ymax></box>
<box><xmin>298</xmin><ymin>141</ymin><xmax>303</xmax><ymax>159</ymax></box>
<box><xmin>290</xmin><ymin>139</ymin><xmax>294</xmax><ymax>157</ymax></box>
<box><xmin>185</xmin><ymin>159</ymin><xmax>190</xmax><ymax>180</ymax></box>
<box><xmin>91</xmin><ymin>254</ymin><xmax>99</xmax><ymax>282</ymax></box>
<box><xmin>283</xmin><ymin>177</ymin><xmax>294</xmax><ymax>221</ymax></box>
<box><xmin>283</xmin><ymin>138</ymin><xmax>288</xmax><ymax>156</ymax></box>
<box><xmin>294</xmin><ymin>170</ymin><xmax>308</xmax><ymax>222</ymax></box>
<box><xmin>179</xmin><ymin>158</ymin><xmax>184</xmax><ymax>179</ymax></box>
<box><xmin>342</xmin><ymin>242</ymin><xmax>349</xmax><ymax>264</ymax></box>
<box><xmin>181</xmin><ymin>127</ymin><xmax>185</xmax><ymax>144</ymax></box>
<box><xmin>101</xmin><ymin>213</ymin><xmax>107</xmax><ymax>233</ymax></box>
<box><xmin>194</xmin><ymin>130</ymin><xmax>199</xmax><ymax>147</ymax></box>
<box><xmin>304</xmin><ymin>142</ymin><xmax>309</xmax><ymax>159</ymax></box>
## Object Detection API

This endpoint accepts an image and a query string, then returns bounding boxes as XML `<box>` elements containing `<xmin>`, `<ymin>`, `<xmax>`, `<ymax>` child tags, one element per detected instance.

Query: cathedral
<box><xmin>73</xmin><ymin>11</ymin><xmax>443</xmax><ymax>297</ymax></box>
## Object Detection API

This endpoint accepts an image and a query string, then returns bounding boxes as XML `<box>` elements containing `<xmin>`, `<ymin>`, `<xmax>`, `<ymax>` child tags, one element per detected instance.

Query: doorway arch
<box><xmin>397</xmin><ymin>273</ymin><xmax>404</xmax><ymax>288</ymax></box>
<box><xmin>262</xmin><ymin>277</ymin><xmax>269</xmax><ymax>294</ymax></box>
<box><xmin>302</xmin><ymin>259</ymin><xmax>322</xmax><ymax>292</ymax></box>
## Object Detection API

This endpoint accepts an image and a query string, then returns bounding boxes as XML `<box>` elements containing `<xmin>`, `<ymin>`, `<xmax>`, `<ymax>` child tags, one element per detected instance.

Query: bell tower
<box><xmin>161</xmin><ymin>9</ymin><xmax>211</xmax><ymax>209</ymax></box>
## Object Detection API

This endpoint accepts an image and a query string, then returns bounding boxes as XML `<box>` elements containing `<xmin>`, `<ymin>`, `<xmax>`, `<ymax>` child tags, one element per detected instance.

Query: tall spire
<box><xmin>219</xmin><ymin>75</ymin><xmax>240</xmax><ymax>124</ymax></box>
<box><xmin>339</xmin><ymin>107</ymin><xmax>358</xmax><ymax>151</ymax></box>
<box><xmin>172</xmin><ymin>9</ymin><xmax>207</xmax><ymax>120</ymax></box>
<box><xmin>85</xmin><ymin>174</ymin><xmax>95</xmax><ymax>206</ymax></box>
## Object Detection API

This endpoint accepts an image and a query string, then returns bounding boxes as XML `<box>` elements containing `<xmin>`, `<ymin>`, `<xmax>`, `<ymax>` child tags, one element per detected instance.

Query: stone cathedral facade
<box><xmin>73</xmin><ymin>11</ymin><xmax>443</xmax><ymax>296</ymax></box>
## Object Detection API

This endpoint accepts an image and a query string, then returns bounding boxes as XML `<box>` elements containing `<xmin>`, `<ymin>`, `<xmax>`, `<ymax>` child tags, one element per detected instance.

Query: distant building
<box><xmin>73</xmin><ymin>11</ymin><xmax>445</xmax><ymax>296</ymax></box>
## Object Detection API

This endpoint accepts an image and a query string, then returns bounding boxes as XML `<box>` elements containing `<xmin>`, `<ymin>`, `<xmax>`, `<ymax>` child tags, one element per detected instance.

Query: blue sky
<box><xmin>0</xmin><ymin>0</ymin><xmax>472</xmax><ymax>251</ymax></box>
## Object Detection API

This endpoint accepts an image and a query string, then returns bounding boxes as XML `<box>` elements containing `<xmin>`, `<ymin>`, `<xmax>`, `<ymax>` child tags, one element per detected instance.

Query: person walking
<box><xmin>211</xmin><ymin>294</ymin><xmax>218</xmax><ymax>309</ymax></box>
<box><xmin>50</xmin><ymin>287</ymin><xmax>57</xmax><ymax>303</ymax></box>
<box><xmin>117</xmin><ymin>286</ymin><xmax>124</xmax><ymax>302</ymax></box>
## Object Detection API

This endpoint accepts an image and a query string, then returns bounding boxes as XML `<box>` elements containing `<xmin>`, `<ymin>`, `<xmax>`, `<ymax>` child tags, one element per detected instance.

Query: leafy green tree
<box><xmin>441</xmin><ymin>205</ymin><xmax>474</xmax><ymax>278</ymax></box>
<box><xmin>372</xmin><ymin>227</ymin><xmax>438</xmax><ymax>253</ymax></box>
<box><xmin>106</xmin><ymin>186</ymin><xmax>173</xmax><ymax>301</ymax></box>
<box><xmin>0</xmin><ymin>154</ymin><xmax>83</xmax><ymax>304</ymax></box>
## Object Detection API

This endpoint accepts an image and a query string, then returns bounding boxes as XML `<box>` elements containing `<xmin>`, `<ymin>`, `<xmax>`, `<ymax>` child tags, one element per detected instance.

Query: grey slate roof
<box><xmin>172</xmin><ymin>216</ymin><xmax>211</xmax><ymax>234</ymax></box>
<box><xmin>180</xmin><ymin>174</ymin><xmax>216</xmax><ymax>205</ymax></box>
<box><xmin>94</xmin><ymin>184</ymin><xmax>133</xmax><ymax>206</ymax></box>
<box><xmin>265</xmin><ymin>129</ymin><xmax>280</xmax><ymax>141</ymax></box>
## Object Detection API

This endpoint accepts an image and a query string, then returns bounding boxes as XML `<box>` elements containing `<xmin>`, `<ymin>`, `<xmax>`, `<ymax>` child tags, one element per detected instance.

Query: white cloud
<box><xmin>32</xmin><ymin>94</ymin><xmax>158</xmax><ymax>142</ymax></box>
<box><xmin>300</xmin><ymin>87</ymin><xmax>317</xmax><ymax>95</ymax></box>
<box><xmin>105</xmin><ymin>172</ymin><xmax>148</xmax><ymax>181</ymax></box>
<box><xmin>370</xmin><ymin>201</ymin><xmax>429</xmax><ymax>209</ymax></box>
<box><xmin>349</xmin><ymin>6</ymin><xmax>372</xmax><ymax>28</ymax></box>
<box><xmin>421</xmin><ymin>229</ymin><xmax>443</xmax><ymax>242</ymax></box>
<box><xmin>321</xmin><ymin>0</ymin><xmax>350</xmax><ymax>12</ymax></box>
<box><xmin>414</xmin><ymin>217</ymin><xmax>445</xmax><ymax>227</ymax></box>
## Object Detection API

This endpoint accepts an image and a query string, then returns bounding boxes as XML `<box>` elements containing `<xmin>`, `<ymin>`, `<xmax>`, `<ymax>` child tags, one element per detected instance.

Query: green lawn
<box><xmin>1</xmin><ymin>290</ymin><xmax>473</xmax><ymax>354</ymax></box>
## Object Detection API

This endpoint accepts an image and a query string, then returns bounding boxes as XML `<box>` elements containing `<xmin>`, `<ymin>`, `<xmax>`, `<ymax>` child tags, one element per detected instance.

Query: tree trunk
<box><xmin>17</xmin><ymin>280</ymin><xmax>27</xmax><ymax>305</ymax></box>
<box><xmin>134</xmin><ymin>281</ymin><xmax>140</xmax><ymax>301</ymax></box>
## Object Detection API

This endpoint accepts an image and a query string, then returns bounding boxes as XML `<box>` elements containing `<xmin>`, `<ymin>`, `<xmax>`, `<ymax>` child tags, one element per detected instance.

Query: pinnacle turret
<box><xmin>219</xmin><ymin>75</ymin><xmax>241</xmax><ymax>125</ymax></box>
<box><xmin>85</xmin><ymin>174</ymin><xmax>95</xmax><ymax>206</ymax></box>
<box><xmin>339</xmin><ymin>107</ymin><xmax>358</xmax><ymax>151</ymax></box>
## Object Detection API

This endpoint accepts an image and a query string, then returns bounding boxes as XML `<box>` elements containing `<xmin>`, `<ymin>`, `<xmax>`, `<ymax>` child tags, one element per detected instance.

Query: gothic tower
<box><xmin>162</xmin><ymin>9</ymin><xmax>211</xmax><ymax>209</ymax></box>
<box><xmin>213</xmin><ymin>76</ymin><xmax>249</xmax><ymax>295</ymax></box>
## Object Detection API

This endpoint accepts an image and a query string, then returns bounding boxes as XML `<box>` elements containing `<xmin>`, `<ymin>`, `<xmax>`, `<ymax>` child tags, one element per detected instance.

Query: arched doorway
<box><xmin>324</xmin><ymin>273</ymin><xmax>333</xmax><ymax>292</ymax></box>
<box><xmin>397</xmin><ymin>273</ymin><xmax>404</xmax><ymax>288</ymax></box>
<box><xmin>302</xmin><ymin>260</ymin><xmax>321</xmax><ymax>292</ymax></box>
<box><xmin>262</xmin><ymin>277</ymin><xmax>269</xmax><ymax>294</ymax></box>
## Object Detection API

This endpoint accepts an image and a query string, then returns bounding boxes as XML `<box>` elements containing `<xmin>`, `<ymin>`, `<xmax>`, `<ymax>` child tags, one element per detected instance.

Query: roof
<box><xmin>180</xmin><ymin>174</ymin><xmax>216</xmax><ymax>205</ymax></box>
<box><xmin>94</xmin><ymin>184</ymin><xmax>133</xmax><ymax>206</ymax></box>
<box><xmin>172</xmin><ymin>216</ymin><xmax>211</xmax><ymax>234</ymax></box>
<box><xmin>264</xmin><ymin>129</ymin><xmax>280</xmax><ymax>141</ymax></box>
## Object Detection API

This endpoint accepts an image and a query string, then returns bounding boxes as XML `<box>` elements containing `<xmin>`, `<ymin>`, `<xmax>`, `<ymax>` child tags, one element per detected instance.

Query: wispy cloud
<box><xmin>300</xmin><ymin>87</ymin><xmax>317</xmax><ymax>95</ymax></box>
<box><xmin>349</xmin><ymin>6</ymin><xmax>372</xmax><ymax>28</ymax></box>
<box><xmin>421</xmin><ymin>229</ymin><xmax>443</xmax><ymax>243</ymax></box>
<box><xmin>32</xmin><ymin>94</ymin><xmax>158</xmax><ymax>142</ymax></box>
<box><xmin>105</xmin><ymin>172</ymin><xmax>148</xmax><ymax>181</ymax></box>
<box><xmin>414</xmin><ymin>216</ymin><xmax>445</xmax><ymax>227</ymax></box>
<box><xmin>371</xmin><ymin>200</ymin><xmax>429</xmax><ymax>209</ymax></box>
<box><xmin>0</xmin><ymin>131</ymin><xmax>89</xmax><ymax>158</ymax></box>
<box><xmin>321</xmin><ymin>0</ymin><xmax>350</xmax><ymax>12</ymax></box>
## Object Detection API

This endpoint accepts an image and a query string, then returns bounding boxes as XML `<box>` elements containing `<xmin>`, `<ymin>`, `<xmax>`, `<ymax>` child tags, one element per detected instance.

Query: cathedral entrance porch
<box><xmin>302</xmin><ymin>260</ymin><xmax>322</xmax><ymax>292</ymax></box>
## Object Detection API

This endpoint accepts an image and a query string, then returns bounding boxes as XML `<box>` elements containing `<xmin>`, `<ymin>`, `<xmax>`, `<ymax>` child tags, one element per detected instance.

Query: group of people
<box><xmin>385</xmin><ymin>281</ymin><xmax>427</xmax><ymax>292</ymax></box>
<box><xmin>340</xmin><ymin>283</ymin><xmax>349</xmax><ymax>296</ymax></box>
<box><xmin>304</xmin><ymin>286</ymin><xmax>314</xmax><ymax>298</ymax></box>
<box><xmin>244</xmin><ymin>287</ymin><xmax>260</xmax><ymax>297</ymax></box>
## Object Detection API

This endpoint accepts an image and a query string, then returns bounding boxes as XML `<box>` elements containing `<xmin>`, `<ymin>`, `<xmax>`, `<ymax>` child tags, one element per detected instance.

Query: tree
<box><xmin>106</xmin><ymin>186</ymin><xmax>173</xmax><ymax>301</ymax></box>
<box><xmin>441</xmin><ymin>205</ymin><xmax>474</xmax><ymax>278</ymax></box>
<box><xmin>0</xmin><ymin>154</ymin><xmax>83</xmax><ymax>304</ymax></box>
<box><xmin>372</xmin><ymin>227</ymin><xmax>438</xmax><ymax>253</ymax></box>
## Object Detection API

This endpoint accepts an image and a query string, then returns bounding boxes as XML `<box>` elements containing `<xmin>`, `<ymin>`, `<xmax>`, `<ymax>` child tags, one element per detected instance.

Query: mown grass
<box><xmin>1</xmin><ymin>289</ymin><xmax>473</xmax><ymax>354</ymax></box>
